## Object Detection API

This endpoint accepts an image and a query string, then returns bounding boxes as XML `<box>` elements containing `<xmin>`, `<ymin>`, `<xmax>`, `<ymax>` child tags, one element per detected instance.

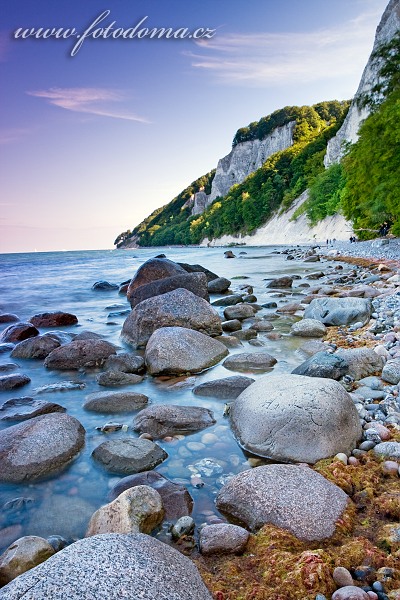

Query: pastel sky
<box><xmin>0</xmin><ymin>0</ymin><xmax>388</xmax><ymax>253</ymax></box>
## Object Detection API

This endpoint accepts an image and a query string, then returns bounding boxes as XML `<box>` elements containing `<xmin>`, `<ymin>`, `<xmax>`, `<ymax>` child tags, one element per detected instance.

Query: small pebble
<box><xmin>333</xmin><ymin>566</ymin><xmax>353</xmax><ymax>587</ymax></box>
<box><xmin>367</xmin><ymin>593</ymin><xmax>378</xmax><ymax>600</ymax></box>
<box><xmin>372</xmin><ymin>582</ymin><xmax>384</xmax><ymax>593</ymax></box>
<box><xmin>381</xmin><ymin>460</ymin><xmax>399</xmax><ymax>476</ymax></box>
<box><xmin>139</xmin><ymin>433</ymin><xmax>153</xmax><ymax>441</ymax></box>
<box><xmin>360</xmin><ymin>441</ymin><xmax>376</xmax><ymax>451</ymax></box>
<box><xmin>348</xmin><ymin>456</ymin><xmax>359</xmax><ymax>466</ymax></box>
<box><xmin>334</xmin><ymin>453</ymin><xmax>348</xmax><ymax>465</ymax></box>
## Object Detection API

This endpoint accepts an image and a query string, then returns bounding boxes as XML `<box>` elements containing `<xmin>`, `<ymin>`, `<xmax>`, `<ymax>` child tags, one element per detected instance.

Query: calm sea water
<box><xmin>0</xmin><ymin>246</ymin><xmax>326</xmax><ymax>548</ymax></box>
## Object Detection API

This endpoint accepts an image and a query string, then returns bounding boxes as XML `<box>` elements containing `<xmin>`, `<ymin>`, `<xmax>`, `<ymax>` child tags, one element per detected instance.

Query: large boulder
<box><xmin>29</xmin><ymin>312</ymin><xmax>78</xmax><ymax>328</ymax></box>
<box><xmin>108</xmin><ymin>471</ymin><xmax>193</xmax><ymax>520</ymax></box>
<box><xmin>0</xmin><ymin>323</ymin><xmax>39</xmax><ymax>343</ymax></box>
<box><xmin>44</xmin><ymin>339</ymin><xmax>117</xmax><ymax>370</ymax></box>
<box><xmin>92</xmin><ymin>438</ymin><xmax>167</xmax><ymax>474</ymax></box>
<box><xmin>145</xmin><ymin>327</ymin><xmax>228</xmax><ymax>376</ymax></box>
<box><xmin>207</xmin><ymin>277</ymin><xmax>231</xmax><ymax>294</ymax></box>
<box><xmin>216</xmin><ymin>465</ymin><xmax>348</xmax><ymax>540</ymax></box>
<box><xmin>178</xmin><ymin>262</ymin><xmax>219</xmax><ymax>282</ymax></box>
<box><xmin>83</xmin><ymin>391</ymin><xmax>148</xmax><ymax>413</ymax></box>
<box><xmin>85</xmin><ymin>486</ymin><xmax>164</xmax><ymax>536</ymax></box>
<box><xmin>292</xmin><ymin>351</ymin><xmax>349</xmax><ymax>380</ymax></box>
<box><xmin>0</xmin><ymin>534</ymin><xmax>213</xmax><ymax>599</ymax></box>
<box><xmin>223</xmin><ymin>352</ymin><xmax>277</xmax><ymax>372</ymax></box>
<box><xmin>193</xmin><ymin>376</ymin><xmax>255</xmax><ymax>399</ymax></box>
<box><xmin>230</xmin><ymin>374</ymin><xmax>361</xmax><ymax>463</ymax></box>
<box><xmin>11</xmin><ymin>335</ymin><xmax>61</xmax><ymax>359</ymax></box>
<box><xmin>0</xmin><ymin>397</ymin><xmax>65</xmax><ymax>421</ymax></box>
<box><xmin>122</xmin><ymin>288</ymin><xmax>222</xmax><ymax>348</ymax></box>
<box><xmin>336</xmin><ymin>347</ymin><xmax>384</xmax><ymax>380</ymax></box>
<box><xmin>133</xmin><ymin>405</ymin><xmax>215</xmax><ymax>438</ymax></box>
<box><xmin>0</xmin><ymin>413</ymin><xmax>85</xmax><ymax>482</ymax></box>
<box><xmin>304</xmin><ymin>297</ymin><xmax>373</xmax><ymax>326</ymax></box>
<box><xmin>128</xmin><ymin>273</ymin><xmax>209</xmax><ymax>308</ymax></box>
<box><xmin>0</xmin><ymin>536</ymin><xmax>55</xmax><ymax>586</ymax></box>
<box><xmin>102</xmin><ymin>353</ymin><xmax>145</xmax><ymax>373</ymax></box>
<box><xmin>127</xmin><ymin>258</ymin><xmax>186</xmax><ymax>297</ymax></box>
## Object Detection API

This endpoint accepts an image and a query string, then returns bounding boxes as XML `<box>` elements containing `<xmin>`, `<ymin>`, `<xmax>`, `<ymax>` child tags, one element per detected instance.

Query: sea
<box><xmin>0</xmin><ymin>246</ymin><xmax>325</xmax><ymax>548</ymax></box>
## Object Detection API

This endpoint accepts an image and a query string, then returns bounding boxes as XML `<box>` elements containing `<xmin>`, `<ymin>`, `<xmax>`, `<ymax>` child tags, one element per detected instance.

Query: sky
<box><xmin>0</xmin><ymin>0</ymin><xmax>389</xmax><ymax>253</ymax></box>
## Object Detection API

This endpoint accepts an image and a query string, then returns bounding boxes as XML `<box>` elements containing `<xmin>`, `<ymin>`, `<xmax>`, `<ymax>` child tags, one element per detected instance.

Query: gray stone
<box><xmin>29</xmin><ymin>312</ymin><xmax>78</xmax><ymax>328</ymax></box>
<box><xmin>250</xmin><ymin>321</ymin><xmax>274</xmax><ymax>332</ymax></box>
<box><xmin>0</xmin><ymin>323</ymin><xmax>39</xmax><ymax>343</ymax></box>
<box><xmin>221</xmin><ymin>320</ymin><xmax>242</xmax><ymax>332</ymax></box>
<box><xmin>290</xmin><ymin>318</ymin><xmax>327</xmax><ymax>337</ymax></box>
<box><xmin>382</xmin><ymin>359</ymin><xmax>400</xmax><ymax>384</ymax></box>
<box><xmin>108</xmin><ymin>471</ymin><xmax>193</xmax><ymax>520</ymax></box>
<box><xmin>128</xmin><ymin>272</ymin><xmax>209</xmax><ymax>308</ymax></box>
<box><xmin>207</xmin><ymin>277</ymin><xmax>231</xmax><ymax>293</ymax></box>
<box><xmin>92</xmin><ymin>437</ymin><xmax>167</xmax><ymax>474</ymax></box>
<box><xmin>44</xmin><ymin>340</ymin><xmax>117</xmax><ymax>370</ymax></box>
<box><xmin>92</xmin><ymin>281</ymin><xmax>119</xmax><ymax>290</ymax></box>
<box><xmin>133</xmin><ymin>405</ymin><xmax>215</xmax><ymax>438</ymax></box>
<box><xmin>212</xmin><ymin>294</ymin><xmax>243</xmax><ymax>307</ymax></box>
<box><xmin>230</xmin><ymin>374</ymin><xmax>362</xmax><ymax>463</ymax></box>
<box><xmin>86</xmin><ymin>486</ymin><xmax>164</xmax><ymax>536</ymax></box>
<box><xmin>223</xmin><ymin>352</ymin><xmax>277</xmax><ymax>372</ymax></box>
<box><xmin>84</xmin><ymin>391</ymin><xmax>148</xmax><ymax>413</ymax></box>
<box><xmin>336</xmin><ymin>347</ymin><xmax>384</xmax><ymax>380</ymax></box>
<box><xmin>0</xmin><ymin>374</ymin><xmax>31</xmax><ymax>391</ymax></box>
<box><xmin>127</xmin><ymin>258</ymin><xmax>186</xmax><ymax>298</ymax></box>
<box><xmin>0</xmin><ymin>363</ymin><xmax>18</xmax><ymax>373</ymax></box>
<box><xmin>0</xmin><ymin>534</ymin><xmax>213</xmax><ymax>599</ymax></box>
<box><xmin>231</xmin><ymin>329</ymin><xmax>257</xmax><ymax>341</ymax></box>
<box><xmin>331</xmin><ymin>586</ymin><xmax>369</xmax><ymax>600</ymax></box>
<box><xmin>304</xmin><ymin>297</ymin><xmax>373</xmax><ymax>326</ymax></box>
<box><xmin>11</xmin><ymin>335</ymin><xmax>61</xmax><ymax>359</ymax></box>
<box><xmin>122</xmin><ymin>288</ymin><xmax>221</xmax><ymax>348</ymax></box>
<box><xmin>265</xmin><ymin>276</ymin><xmax>293</xmax><ymax>288</ymax></box>
<box><xmin>145</xmin><ymin>327</ymin><xmax>228</xmax><ymax>376</ymax></box>
<box><xmin>298</xmin><ymin>340</ymin><xmax>328</xmax><ymax>357</ymax></box>
<box><xmin>223</xmin><ymin>304</ymin><xmax>256</xmax><ymax>320</ymax></box>
<box><xmin>0</xmin><ymin>536</ymin><xmax>55</xmax><ymax>586</ymax></box>
<box><xmin>0</xmin><ymin>397</ymin><xmax>65</xmax><ymax>421</ymax></box>
<box><xmin>373</xmin><ymin>442</ymin><xmax>400</xmax><ymax>460</ymax></box>
<box><xmin>96</xmin><ymin>371</ymin><xmax>144</xmax><ymax>387</ymax></box>
<box><xmin>216</xmin><ymin>464</ymin><xmax>348</xmax><ymax>540</ymax></box>
<box><xmin>171</xmin><ymin>516</ymin><xmax>195</xmax><ymax>539</ymax></box>
<box><xmin>0</xmin><ymin>413</ymin><xmax>85</xmax><ymax>482</ymax></box>
<box><xmin>200</xmin><ymin>524</ymin><xmax>249</xmax><ymax>555</ymax></box>
<box><xmin>217</xmin><ymin>336</ymin><xmax>243</xmax><ymax>348</ymax></box>
<box><xmin>103</xmin><ymin>353</ymin><xmax>145</xmax><ymax>373</ymax></box>
<box><xmin>193</xmin><ymin>376</ymin><xmax>255</xmax><ymax>399</ymax></box>
<box><xmin>292</xmin><ymin>351</ymin><xmax>348</xmax><ymax>380</ymax></box>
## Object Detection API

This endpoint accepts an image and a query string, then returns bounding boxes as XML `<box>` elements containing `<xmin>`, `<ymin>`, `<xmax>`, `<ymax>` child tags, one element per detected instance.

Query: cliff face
<box><xmin>207</xmin><ymin>122</ymin><xmax>296</xmax><ymax>205</ymax></box>
<box><xmin>325</xmin><ymin>0</ymin><xmax>400</xmax><ymax>166</ymax></box>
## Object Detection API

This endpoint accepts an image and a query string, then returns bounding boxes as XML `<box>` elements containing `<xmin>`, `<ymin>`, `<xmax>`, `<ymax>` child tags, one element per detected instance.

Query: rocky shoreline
<box><xmin>0</xmin><ymin>243</ymin><xmax>399</xmax><ymax>599</ymax></box>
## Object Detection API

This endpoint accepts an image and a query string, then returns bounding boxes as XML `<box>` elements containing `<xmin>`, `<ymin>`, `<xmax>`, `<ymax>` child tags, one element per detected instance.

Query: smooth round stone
<box><xmin>0</xmin><ymin>536</ymin><xmax>55</xmax><ymax>586</ymax></box>
<box><xmin>186</xmin><ymin>442</ymin><xmax>205</xmax><ymax>452</ymax></box>
<box><xmin>171</xmin><ymin>516</ymin><xmax>195</xmax><ymax>539</ymax></box>
<box><xmin>201</xmin><ymin>433</ymin><xmax>218</xmax><ymax>445</ymax></box>
<box><xmin>372</xmin><ymin>582</ymin><xmax>385</xmax><ymax>593</ymax></box>
<box><xmin>348</xmin><ymin>457</ymin><xmax>359</xmax><ymax>466</ymax></box>
<box><xmin>333</xmin><ymin>566</ymin><xmax>354</xmax><ymax>587</ymax></box>
<box><xmin>332</xmin><ymin>586</ymin><xmax>370</xmax><ymax>599</ymax></box>
<box><xmin>360</xmin><ymin>441</ymin><xmax>376</xmax><ymax>451</ymax></box>
<box><xmin>335</xmin><ymin>453</ymin><xmax>348</xmax><ymax>465</ymax></box>
<box><xmin>92</xmin><ymin>438</ymin><xmax>167</xmax><ymax>475</ymax></box>
<box><xmin>199</xmin><ymin>523</ymin><xmax>249</xmax><ymax>555</ymax></box>
<box><xmin>381</xmin><ymin>461</ymin><xmax>399</xmax><ymax>476</ymax></box>
<box><xmin>0</xmin><ymin>374</ymin><xmax>31</xmax><ymax>391</ymax></box>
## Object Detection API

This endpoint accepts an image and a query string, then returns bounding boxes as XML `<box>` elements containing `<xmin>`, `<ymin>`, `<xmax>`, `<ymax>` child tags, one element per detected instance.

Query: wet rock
<box><xmin>333</xmin><ymin>567</ymin><xmax>354</xmax><ymax>587</ymax></box>
<box><xmin>290</xmin><ymin>318</ymin><xmax>327</xmax><ymax>337</ymax></box>
<box><xmin>199</xmin><ymin>524</ymin><xmax>249</xmax><ymax>555</ymax></box>
<box><xmin>0</xmin><ymin>314</ymin><xmax>19</xmax><ymax>324</ymax></box>
<box><xmin>46</xmin><ymin>536</ymin><xmax>67</xmax><ymax>552</ymax></box>
<box><xmin>133</xmin><ymin>405</ymin><xmax>215</xmax><ymax>438</ymax></box>
<box><xmin>122</xmin><ymin>288</ymin><xmax>221</xmax><ymax>348</ymax></box>
<box><xmin>207</xmin><ymin>277</ymin><xmax>231</xmax><ymax>294</ymax></box>
<box><xmin>217</xmin><ymin>335</ymin><xmax>242</xmax><ymax>348</ymax></box>
<box><xmin>84</xmin><ymin>391</ymin><xmax>148</xmax><ymax>413</ymax></box>
<box><xmin>212</xmin><ymin>294</ymin><xmax>243</xmax><ymax>307</ymax></box>
<box><xmin>11</xmin><ymin>335</ymin><xmax>61</xmax><ymax>359</ymax></box>
<box><xmin>250</xmin><ymin>321</ymin><xmax>274</xmax><ymax>332</ymax></box>
<box><xmin>92</xmin><ymin>281</ymin><xmax>119</xmax><ymax>290</ymax></box>
<box><xmin>216</xmin><ymin>464</ymin><xmax>348</xmax><ymax>540</ymax></box>
<box><xmin>0</xmin><ymin>344</ymin><xmax>15</xmax><ymax>354</ymax></box>
<box><xmin>86</xmin><ymin>486</ymin><xmax>164</xmax><ymax>536</ymax></box>
<box><xmin>0</xmin><ymin>413</ymin><xmax>85</xmax><ymax>482</ymax></box>
<box><xmin>44</xmin><ymin>339</ymin><xmax>117</xmax><ymax>370</ymax></box>
<box><xmin>92</xmin><ymin>437</ymin><xmax>167</xmax><ymax>475</ymax></box>
<box><xmin>103</xmin><ymin>353</ymin><xmax>145</xmax><ymax>374</ymax></box>
<box><xmin>33</xmin><ymin>381</ymin><xmax>85</xmax><ymax>394</ymax></box>
<box><xmin>231</xmin><ymin>329</ymin><xmax>257</xmax><ymax>341</ymax></box>
<box><xmin>336</xmin><ymin>348</ymin><xmax>384</xmax><ymax>380</ymax></box>
<box><xmin>0</xmin><ymin>397</ymin><xmax>65</xmax><ymax>421</ymax></box>
<box><xmin>373</xmin><ymin>442</ymin><xmax>400</xmax><ymax>460</ymax></box>
<box><xmin>332</xmin><ymin>586</ymin><xmax>369</xmax><ymax>600</ymax></box>
<box><xmin>0</xmin><ymin>536</ymin><xmax>55</xmax><ymax>586</ymax></box>
<box><xmin>0</xmin><ymin>373</ymin><xmax>30</xmax><ymax>391</ymax></box>
<box><xmin>74</xmin><ymin>331</ymin><xmax>103</xmax><ymax>341</ymax></box>
<box><xmin>223</xmin><ymin>352</ymin><xmax>277</xmax><ymax>372</ymax></box>
<box><xmin>382</xmin><ymin>359</ymin><xmax>400</xmax><ymax>385</ymax></box>
<box><xmin>221</xmin><ymin>319</ymin><xmax>242</xmax><ymax>332</ymax></box>
<box><xmin>108</xmin><ymin>471</ymin><xmax>193</xmax><ymax>520</ymax></box>
<box><xmin>0</xmin><ymin>323</ymin><xmax>39</xmax><ymax>343</ymax></box>
<box><xmin>145</xmin><ymin>327</ymin><xmax>228</xmax><ymax>376</ymax></box>
<box><xmin>0</xmin><ymin>533</ymin><xmax>213</xmax><ymax>599</ymax></box>
<box><xmin>231</xmin><ymin>374</ymin><xmax>361</xmax><ymax>463</ymax></box>
<box><xmin>27</xmin><ymin>495</ymin><xmax>95</xmax><ymax>540</ymax></box>
<box><xmin>0</xmin><ymin>363</ymin><xmax>18</xmax><ymax>373</ymax></box>
<box><xmin>127</xmin><ymin>258</ymin><xmax>186</xmax><ymax>297</ymax></box>
<box><xmin>177</xmin><ymin>262</ymin><xmax>219</xmax><ymax>283</ymax></box>
<box><xmin>292</xmin><ymin>351</ymin><xmax>348</xmax><ymax>380</ymax></box>
<box><xmin>193</xmin><ymin>376</ymin><xmax>255</xmax><ymax>399</ymax></box>
<box><xmin>128</xmin><ymin>273</ymin><xmax>209</xmax><ymax>308</ymax></box>
<box><xmin>29</xmin><ymin>312</ymin><xmax>78</xmax><ymax>328</ymax></box>
<box><xmin>224</xmin><ymin>251</ymin><xmax>235</xmax><ymax>258</ymax></box>
<box><xmin>223</xmin><ymin>304</ymin><xmax>256</xmax><ymax>320</ymax></box>
<box><xmin>265</xmin><ymin>276</ymin><xmax>293</xmax><ymax>288</ymax></box>
<box><xmin>96</xmin><ymin>371</ymin><xmax>144</xmax><ymax>387</ymax></box>
<box><xmin>304</xmin><ymin>297</ymin><xmax>373</xmax><ymax>326</ymax></box>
